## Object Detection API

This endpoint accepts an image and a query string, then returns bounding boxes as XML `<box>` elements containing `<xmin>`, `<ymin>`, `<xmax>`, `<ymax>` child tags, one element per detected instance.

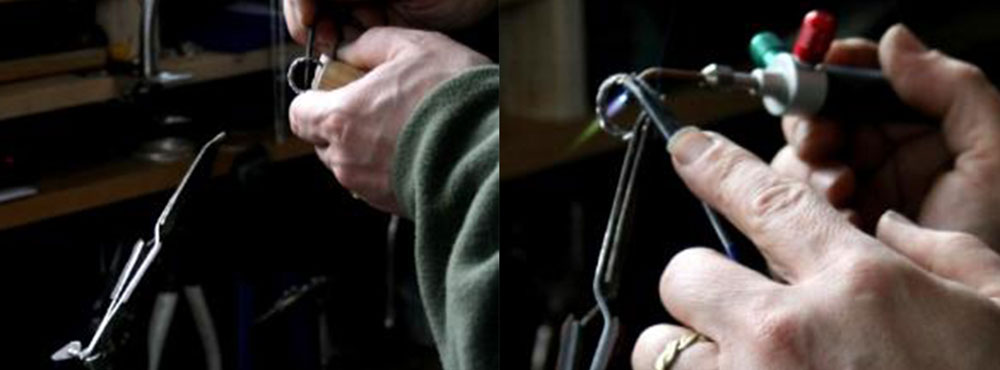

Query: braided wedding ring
<box><xmin>654</xmin><ymin>332</ymin><xmax>707</xmax><ymax>370</ymax></box>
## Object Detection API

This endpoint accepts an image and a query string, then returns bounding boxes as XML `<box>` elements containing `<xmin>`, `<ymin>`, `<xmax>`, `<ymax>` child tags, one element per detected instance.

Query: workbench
<box><xmin>0</xmin><ymin>45</ymin><xmax>311</xmax><ymax>231</ymax></box>
<box><xmin>0</xmin><ymin>131</ymin><xmax>313</xmax><ymax>231</ymax></box>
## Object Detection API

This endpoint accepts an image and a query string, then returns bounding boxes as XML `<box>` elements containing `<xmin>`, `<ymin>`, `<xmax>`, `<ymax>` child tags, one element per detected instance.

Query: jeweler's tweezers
<box><xmin>595</xmin><ymin>73</ymin><xmax>736</xmax><ymax>260</ymax></box>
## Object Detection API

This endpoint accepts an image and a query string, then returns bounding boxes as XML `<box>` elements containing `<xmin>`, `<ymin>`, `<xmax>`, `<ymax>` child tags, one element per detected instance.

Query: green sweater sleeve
<box><xmin>393</xmin><ymin>65</ymin><xmax>499</xmax><ymax>370</ymax></box>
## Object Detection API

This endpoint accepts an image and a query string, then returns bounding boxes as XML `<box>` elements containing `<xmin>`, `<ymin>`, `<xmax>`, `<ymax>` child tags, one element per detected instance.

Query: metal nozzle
<box><xmin>700</xmin><ymin>64</ymin><xmax>760</xmax><ymax>91</ymax></box>
<box><xmin>700</xmin><ymin>63</ymin><xmax>734</xmax><ymax>86</ymax></box>
<box><xmin>637</xmin><ymin>67</ymin><xmax>704</xmax><ymax>83</ymax></box>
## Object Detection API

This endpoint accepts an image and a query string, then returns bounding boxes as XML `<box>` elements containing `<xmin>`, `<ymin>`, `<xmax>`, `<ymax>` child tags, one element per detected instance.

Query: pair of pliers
<box><xmin>52</xmin><ymin>132</ymin><xmax>227</xmax><ymax>366</ymax></box>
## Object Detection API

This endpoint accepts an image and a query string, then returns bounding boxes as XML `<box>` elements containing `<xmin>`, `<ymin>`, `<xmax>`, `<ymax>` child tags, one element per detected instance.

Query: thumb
<box><xmin>337</xmin><ymin>27</ymin><xmax>414</xmax><ymax>70</ymax></box>
<box><xmin>876</xmin><ymin>209</ymin><xmax>1000</xmax><ymax>299</ymax></box>
<box><xmin>879</xmin><ymin>24</ymin><xmax>1000</xmax><ymax>154</ymax></box>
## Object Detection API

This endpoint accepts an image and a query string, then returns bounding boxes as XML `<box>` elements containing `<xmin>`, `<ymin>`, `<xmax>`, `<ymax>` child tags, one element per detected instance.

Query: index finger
<box><xmin>668</xmin><ymin>127</ymin><xmax>877</xmax><ymax>282</ymax></box>
<box><xmin>825</xmin><ymin>38</ymin><xmax>880</xmax><ymax>67</ymax></box>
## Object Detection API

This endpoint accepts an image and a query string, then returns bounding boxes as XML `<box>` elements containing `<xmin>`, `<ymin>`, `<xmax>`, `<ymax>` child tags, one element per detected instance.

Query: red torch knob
<box><xmin>793</xmin><ymin>10</ymin><xmax>836</xmax><ymax>65</ymax></box>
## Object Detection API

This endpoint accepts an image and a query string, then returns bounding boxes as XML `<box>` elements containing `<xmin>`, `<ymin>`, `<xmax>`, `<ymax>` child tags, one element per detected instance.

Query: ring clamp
<box><xmin>287</xmin><ymin>25</ymin><xmax>321</xmax><ymax>94</ymax></box>
<box><xmin>286</xmin><ymin>57</ymin><xmax>322</xmax><ymax>94</ymax></box>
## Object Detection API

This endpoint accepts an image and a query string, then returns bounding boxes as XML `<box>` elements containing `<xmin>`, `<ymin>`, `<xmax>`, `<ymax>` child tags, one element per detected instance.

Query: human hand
<box><xmin>288</xmin><ymin>27</ymin><xmax>490</xmax><ymax>214</ymax></box>
<box><xmin>770</xmin><ymin>24</ymin><xmax>1000</xmax><ymax>248</ymax></box>
<box><xmin>631</xmin><ymin>127</ymin><xmax>1000</xmax><ymax>369</ymax></box>
<box><xmin>283</xmin><ymin>0</ymin><xmax>495</xmax><ymax>52</ymax></box>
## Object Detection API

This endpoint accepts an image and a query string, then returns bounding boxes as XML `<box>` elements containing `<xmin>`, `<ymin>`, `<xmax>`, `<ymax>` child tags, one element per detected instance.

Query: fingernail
<box><xmin>794</xmin><ymin>119</ymin><xmax>809</xmax><ymax>146</ymax></box>
<box><xmin>892</xmin><ymin>24</ymin><xmax>927</xmax><ymax>53</ymax></box>
<box><xmin>810</xmin><ymin>168</ymin><xmax>839</xmax><ymax>190</ymax></box>
<box><xmin>883</xmin><ymin>209</ymin><xmax>914</xmax><ymax>225</ymax></box>
<box><xmin>335</xmin><ymin>41</ymin><xmax>356</xmax><ymax>59</ymax></box>
<box><xmin>667</xmin><ymin>126</ymin><xmax>712</xmax><ymax>165</ymax></box>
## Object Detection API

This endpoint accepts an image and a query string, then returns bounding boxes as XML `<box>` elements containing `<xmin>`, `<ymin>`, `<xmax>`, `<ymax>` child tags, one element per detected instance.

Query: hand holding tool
<box><xmin>606</xmin><ymin>10</ymin><xmax>929</xmax><ymax>126</ymax></box>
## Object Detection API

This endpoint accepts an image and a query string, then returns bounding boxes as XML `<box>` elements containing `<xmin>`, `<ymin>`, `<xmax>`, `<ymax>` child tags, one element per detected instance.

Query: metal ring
<box><xmin>595</xmin><ymin>73</ymin><xmax>636</xmax><ymax>140</ymax></box>
<box><xmin>286</xmin><ymin>57</ymin><xmax>322</xmax><ymax>94</ymax></box>
<box><xmin>654</xmin><ymin>332</ymin><xmax>706</xmax><ymax>370</ymax></box>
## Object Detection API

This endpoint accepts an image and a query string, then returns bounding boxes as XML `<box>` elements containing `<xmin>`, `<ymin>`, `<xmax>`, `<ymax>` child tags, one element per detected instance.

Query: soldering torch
<box><xmin>705</xmin><ymin>10</ymin><xmax>923</xmax><ymax>122</ymax></box>
<box><xmin>601</xmin><ymin>10</ymin><xmax>929</xmax><ymax>131</ymax></box>
<box><xmin>698</xmin><ymin>52</ymin><xmax>923</xmax><ymax>122</ymax></box>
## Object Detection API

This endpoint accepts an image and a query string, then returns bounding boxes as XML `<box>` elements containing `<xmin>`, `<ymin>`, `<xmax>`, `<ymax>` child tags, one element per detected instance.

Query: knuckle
<box><xmin>366</xmin><ymin>25</ymin><xmax>391</xmax><ymax>36</ymax></box>
<box><xmin>836</xmin><ymin>252</ymin><xmax>902</xmax><ymax>298</ymax></box>
<box><xmin>413</xmin><ymin>31</ymin><xmax>450</xmax><ymax>54</ymax></box>
<box><xmin>393</xmin><ymin>28</ymin><xmax>436</xmax><ymax>46</ymax></box>
<box><xmin>769</xmin><ymin>146</ymin><xmax>797</xmax><ymax>171</ymax></box>
<box><xmin>663</xmin><ymin>248</ymin><xmax>715</xmax><ymax>277</ymax></box>
<box><xmin>315</xmin><ymin>148</ymin><xmax>333</xmax><ymax>168</ymax></box>
<box><xmin>660</xmin><ymin>248</ymin><xmax>715</xmax><ymax>301</ymax></box>
<box><xmin>931</xmin><ymin>231</ymin><xmax>992</xmax><ymax>276</ymax></box>
<box><xmin>319</xmin><ymin>110</ymin><xmax>350</xmax><ymax>143</ymax></box>
<box><xmin>667</xmin><ymin>247</ymin><xmax>714</xmax><ymax>270</ymax></box>
<box><xmin>289</xmin><ymin>26</ymin><xmax>307</xmax><ymax>43</ymax></box>
<box><xmin>709</xmin><ymin>144</ymin><xmax>757</xmax><ymax>191</ymax></box>
<box><xmin>415</xmin><ymin>30</ymin><xmax>446</xmax><ymax>44</ymax></box>
<box><xmin>978</xmin><ymin>282</ymin><xmax>1000</xmax><ymax>299</ymax></box>
<box><xmin>288</xmin><ymin>104</ymin><xmax>303</xmax><ymax>126</ymax></box>
<box><xmin>956</xmin><ymin>146</ymin><xmax>1000</xmax><ymax>186</ymax></box>
<box><xmin>661</xmin><ymin>249</ymin><xmax>696</xmax><ymax>290</ymax></box>
<box><xmin>289</xmin><ymin>115</ymin><xmax>303</xmax><ymax>135</ymax></box>
<box><xmin>426</xmin><ymin>30</ymin><xmax>448</xmax><ymax>42</ymax></box>
<box><xmin>747</xmin><ymin>180</ymin><xmax>812</xmax><ymax>225</ymax></box>
<box><xmin>922</xmin><ymin>49</ymin><xmax>950</xmax><ymax>67</ymax></box>
<box><xmin>951</xmin><ymin>61</ymin><xmax>986</xmax><ymax>84</ymax></box>
<box><xmin>706</xmin><ymin>143</ymin><xmax>816</xmax><ymax>228</ymax></box>
<box><xmin>333</xmin><ymin>166</ymin><xmax>362</xmax><ymax>190</ymax></box>
<box><xmin>924</xmin><ymin>48</ymin><xmax>989</xmax><ymax>87</ymax></box>
<box><xmin>749</xmin><ymin>308</ymin><xmax>803</xmax><ymax>360</ymax></box>
<box><xmin>289</xmin><ymin>97</ymin><xmax>313</xmax><ymax>129</ymax></box>
<box><xmin>938</xmin><ymin>231</ymin><xmax>986</xmax><ymax>250</ymax></box>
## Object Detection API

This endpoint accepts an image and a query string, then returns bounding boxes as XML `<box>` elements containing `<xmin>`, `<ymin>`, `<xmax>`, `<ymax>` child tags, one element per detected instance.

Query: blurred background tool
<box><xmin>51</xmin><ymin>132</ymin><xmax>226</xmax><ymax>366</ymax></box>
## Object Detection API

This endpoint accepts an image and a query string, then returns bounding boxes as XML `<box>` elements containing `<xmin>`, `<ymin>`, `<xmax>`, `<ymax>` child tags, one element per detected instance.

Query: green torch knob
<box><xmin>749</xmin><ymin>31</ymin><xmax>786</xmax><ymax>68</ymax></box>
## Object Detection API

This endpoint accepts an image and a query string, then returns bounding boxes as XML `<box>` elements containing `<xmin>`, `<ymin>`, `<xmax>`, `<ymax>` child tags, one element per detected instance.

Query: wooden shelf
<box><xmin>0</xmin><ymin>48</ymin><xmax>107</xmax><ymax>84</ymax></box>
<box><xmin>0</xmin><ymin>73</ymin><xmax>118</xmax><ymax>121</ymax></box>
<box><xmin>0</xmin><ymin>131</ymin><xmax>314</xmax><ymax>231</ymax></box>
<box><xmin>0</xmin><ymin>45</ymin><xmax>303</xmax><ymax>122</ymax></box>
